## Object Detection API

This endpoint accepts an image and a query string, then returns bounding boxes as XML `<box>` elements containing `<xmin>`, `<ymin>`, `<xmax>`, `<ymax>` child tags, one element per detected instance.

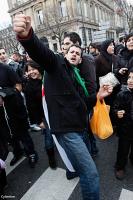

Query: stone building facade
<box><xmin>0</xmin><ymin>26</ymin><xmax>22</xmax><ymax>55</ymax></box>
<box><xmin>5</xmin><ymin>0</ymin><xmax>126</xmax><ymax>52</ymax></box>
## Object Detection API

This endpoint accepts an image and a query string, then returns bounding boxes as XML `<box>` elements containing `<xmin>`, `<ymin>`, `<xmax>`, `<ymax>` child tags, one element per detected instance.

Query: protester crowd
<box><xmin>0</xmin><ymin>12</ymin><xmax>133</xmax><ymax>200</ymax></box>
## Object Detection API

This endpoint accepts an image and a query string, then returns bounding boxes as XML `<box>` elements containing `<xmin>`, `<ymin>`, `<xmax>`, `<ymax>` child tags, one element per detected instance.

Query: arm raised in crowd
<box><xmin>13</xmin><ymin>14</ymin><xmax>57</xmax><ymax>72</ymax></box>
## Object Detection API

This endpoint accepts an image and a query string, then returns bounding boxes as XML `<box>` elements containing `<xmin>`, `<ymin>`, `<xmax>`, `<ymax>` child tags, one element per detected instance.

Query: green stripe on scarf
<box><xmin>72</xmin><ymin>65</ymin><xmax>89</xmax><ymax>97</ymax></box>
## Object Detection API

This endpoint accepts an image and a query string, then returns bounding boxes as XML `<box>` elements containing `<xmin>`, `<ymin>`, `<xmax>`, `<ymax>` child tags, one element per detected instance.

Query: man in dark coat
<box><xmin>13</xmin><ymin>13</ymin><xmax>113</xmax><ymax>200</ymax></box>
<box><xmin>62</xmin><ymin>32</ymin><xmax>99</xmax><ymax>161</ymax></box>
<box><xmin>0</xmin><ymin>47</ymin><xmax>23</xmax><ymax>79</ymax></box>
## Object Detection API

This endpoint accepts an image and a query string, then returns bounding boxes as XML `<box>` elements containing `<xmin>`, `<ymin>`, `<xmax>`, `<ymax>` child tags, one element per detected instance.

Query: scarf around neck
<box><xmin>71</xmin><ymin>65</ymin><xmax>89</xmax><ymax>97</ymax></box>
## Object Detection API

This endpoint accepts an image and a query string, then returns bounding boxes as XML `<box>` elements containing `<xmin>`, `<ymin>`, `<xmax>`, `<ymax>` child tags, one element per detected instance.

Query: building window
<box><xmin>16</xmin><ymin>0</ymin><xmax>23</xmax><ymax>4</ymax></box>
<box><xmin>106</xmin><ymin>31</ymin><xmax>114</xmax><ymax>39</ymax></box>
<box><xmin>53</xmin><ymin>43</ymin><xmax>58</xmax><ymax>52</ymax></box>
<box><xmin>99</xmin><ymin>8</ymin><xmax>102</xmax><ymax>21</ymax></box>
<box><xmin>88</xmin><ymin>28</ymin><xmax>92</xmax><ymax>41</ymax></box>
<box><xmin>95</xmin><ymin>6</ymin><xmax>99</xmax><ymax>22</ymax></box>
<box><xmin>90</xmin><ymin>4</ymin><xmax>93</xmax><ymax>21</ymax></box>
<box><xmin>84</xmin><ymin>0</ymin><xmax>88</xmax><ymax>17</ymax></box>
<box><xmin>102</xmin><ymin>10</ymin><xmax>106</xmax><ymax>22</ymax></box>
<box><xmin>81</xmin><ymin>27</ymin><xmax>87</xmax><ymax>46</ymax></box>
<box><xmin>36</xmin><ymin>9</ymin><xmax>44</xmax><ymax>25</ymax></box>
<box><xmin>104</xmin><ymin>11</ymin><xmax>107</xmax><ymax>21</ymax></box>
<box><xmin>59</xmin><ymin>0</ymin><xmax>67</xmax><ymax>17</ymax></box>
<box><xmin>77</xmin><ymin>0</ymin><xmax>81</xmax><ymax>15</ymax></box>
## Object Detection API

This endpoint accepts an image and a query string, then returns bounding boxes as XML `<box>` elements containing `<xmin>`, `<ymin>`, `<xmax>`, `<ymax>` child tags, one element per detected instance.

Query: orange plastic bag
<box><xmin>90</xmin><ymin>99</ymin><xmax>113</xmax><ymax>139</ymax></box>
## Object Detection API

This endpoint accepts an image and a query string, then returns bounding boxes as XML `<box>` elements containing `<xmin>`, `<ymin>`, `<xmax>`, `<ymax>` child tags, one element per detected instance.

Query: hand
<box><xmin>39</xmin><ymin>122</ymin><xmax>45</xmax><ymax>129</ymax></box>
<box><xmin>117</xmin><ymin>110</ymin><xmax>125</xmax><ymax>118</ymax></box>
<box><xmin>0</xmin><ymin>159</ymin><xmax>6</xmax><ymax>169</ymax></box>
<box><xmin>24</xmin><ymin>72</ymin><xmax>29</xmax><ymax>79</ymax></box>
<box><xmin>13</xmin><ymin>13</ymin><xmax>31</xmax><ymax>38</ymax></box>
<box><xmin>97</xmin><ymin>84</ymin><xmax>113</xmax><ymax>101</ymax></box>
<box><xmin>15</xmin><ymin>83</ymin><xmax>22</xmax><ymax>92</ymax></box>
<box><xmin>119</xmin><ymin>68</ymin><xmax>128</xmax><ymax>75</ymax></box>
<box><xmin>0</xmin><ymin>96</ymin><xmax>4</xmax><ymax>106</ymax></box>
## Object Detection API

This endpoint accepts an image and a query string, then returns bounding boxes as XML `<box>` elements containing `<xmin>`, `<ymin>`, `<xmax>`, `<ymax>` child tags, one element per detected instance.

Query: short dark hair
<box><xmin>25</xmin><ymin>60</ymin><xmax>40</xmax><ymax>72</ymax></box>
<box><xmin>125</xmin><ymin>32</ymin><xmax>133</xmax><ymax>43</ymax></box>
<box><xmin>67</xmin><ymin>44</ymin><xmax>83</xmax><ymax>57</ymax></box>
<box><xmin>12</xmin><ymin>52</ymin><xmax>21</xmax><ymax>56</ymax></box>
<box><xmin>64</xmin><ymin>32</ymin><xmax>82</xmax><ymax>46</ymax></box>
<box><xmin>128</xmin><ymin>67</ymin><xmax>133</xmax><ymax>75</ymax></box>
<box><xmin>89</xmin><ymin>43</ymin><xmax>97</xmax><ymax>49</ymax></box>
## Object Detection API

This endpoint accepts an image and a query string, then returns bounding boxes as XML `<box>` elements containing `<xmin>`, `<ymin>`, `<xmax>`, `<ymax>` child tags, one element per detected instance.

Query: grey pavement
<box><xmin>3</xmin><ymin>131</ymin><xmax>133</xmax><ymax>200</ymax></box>
<box><xmin>96</xmin><ymin>135</ymin><xmax>133</xmax><ymax>200</ymax></box>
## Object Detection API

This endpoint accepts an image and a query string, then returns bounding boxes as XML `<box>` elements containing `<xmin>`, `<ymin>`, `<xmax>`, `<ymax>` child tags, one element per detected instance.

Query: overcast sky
<box><xmin>128</xmin><ymin>0</ymin><xmax>133</xmax><ymax>4</ymax></box>
<box><xmin>0</xmin><ymin>0</ymin><xmax>11</xmax><ymax>29</ymax></box>
<box><xmin>0</xmin><ymin>0</ymin><xmax>132</xmax><ymax>30</ymax></box>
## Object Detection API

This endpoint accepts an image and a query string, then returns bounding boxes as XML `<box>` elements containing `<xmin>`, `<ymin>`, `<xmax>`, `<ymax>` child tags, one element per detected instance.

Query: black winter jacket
<box><xmin>24</xmin><ymin>78</ymin><xmax>44</xmax><ymax>124</ymax></box>
<box><xmin>0</xmin><ymin>63</ymin><xmax>29</xmax><ymax>136</ymax></box>
<box><xmin>0</xmin><ymin>108</ymin><xmax>9</xmax><ymax>160</ymax></box>
<box><xmin>95</xmin><ymin>54</ymin><xmax>119</xmax><ymax>105</ymax></box>
<box><xmin>114</xmin><ymin>48</ymin><xmax>133</xmax><ymax>85</ymax></box>
<box><xmin>0</xmin><ymin>135</ymin><xmax>9</xmax><ymax>161</ymax></box>
<box><xmin>95</xmin><ymin>54</ymin><xmax>118</xmax><ymax>87</ymax></box>
<box><xmin>112</xmin><ymin>86</ymin><xmax>133</xmax><ymax>140</ymax></box>
<box><xmin>18</xmin><ymin>29</ymin><xmax>97</xmax><ymax>134</ymax></box>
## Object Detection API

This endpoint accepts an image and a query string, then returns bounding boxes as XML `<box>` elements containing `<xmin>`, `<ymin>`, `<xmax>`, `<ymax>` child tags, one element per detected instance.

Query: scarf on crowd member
<box><xmin>71</xmin><ymin>65</ymin><xmax>89</xmax><ymax>97</ymax></box>
<box><xmin>41</xmin><ymin>66</ymin><xmax>89</xmax><ymax>97</ymax></box>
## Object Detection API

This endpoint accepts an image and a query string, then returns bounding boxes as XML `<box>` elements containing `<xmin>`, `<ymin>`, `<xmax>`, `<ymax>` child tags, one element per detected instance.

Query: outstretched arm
<box><xmin>13</xmin><ymin>14</ymin><xmax>57</xmax><ymax>72</ymax></box>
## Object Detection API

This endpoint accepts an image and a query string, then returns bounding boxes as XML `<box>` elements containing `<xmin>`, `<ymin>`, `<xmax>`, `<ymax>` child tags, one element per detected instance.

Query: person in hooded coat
<box><xmin>95</xmin><ymin>39</ymin><xmax>120</xmax><ymax>127</ymax></box>
<box><xmin>114</xmin><ymin>32</ymin><xmax>133</xmax><ymax>85</ymax></box>
<box><xmin>95</xmin><ymin>39</ymin><xmax>119</xmax><ymax>106</ymax></box>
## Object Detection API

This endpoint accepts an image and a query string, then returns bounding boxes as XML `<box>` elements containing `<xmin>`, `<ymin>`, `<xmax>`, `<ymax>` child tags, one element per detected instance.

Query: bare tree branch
<box><xmin>114</xmin><ymin>0</ymin><xmax>133</xmax><ymax>32</ymax></box>
<box><xmin>44</xmin><ymin>1</ymin><xmax>69</xmax><ymax>48</ymax></box>
<box><xmin>0</xmin><ymin>27</ymin><xmax>22</xmax><ymax>54</ymax></box>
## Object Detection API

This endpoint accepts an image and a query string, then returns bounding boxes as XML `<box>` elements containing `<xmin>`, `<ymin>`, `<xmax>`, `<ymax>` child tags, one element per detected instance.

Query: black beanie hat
<box><xmin>125</xmin><ymin>32</ymin><xmax>133</xmax><ymax>43</ymax></box>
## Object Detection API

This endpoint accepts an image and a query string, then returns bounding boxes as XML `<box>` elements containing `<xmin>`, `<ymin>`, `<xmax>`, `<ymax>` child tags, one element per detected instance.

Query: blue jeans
<box><xmin>56</xmin><ymin>132</ymin><xmax>99</xmax><ymax>200</ymax></box>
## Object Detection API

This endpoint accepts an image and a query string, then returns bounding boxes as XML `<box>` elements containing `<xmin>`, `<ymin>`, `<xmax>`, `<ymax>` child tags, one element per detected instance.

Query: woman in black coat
<box><xmin>95</xmin><ymin>39</ymin><xmax>119</xmax><ymax>106</ymax></box>
<box><xmin>114</xmin><ymin>32</ymin><xmax>133</xmax><ymax>85</ymax></box>
<box><xmin>24</xmin><ymin>60</ymin><xmax>44</xmax><ymax>129</ymax></box>
<box><xmin>24</xmin><ymin>60</ymin><xmax>57</xmax><ymax>169</ymax></box>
